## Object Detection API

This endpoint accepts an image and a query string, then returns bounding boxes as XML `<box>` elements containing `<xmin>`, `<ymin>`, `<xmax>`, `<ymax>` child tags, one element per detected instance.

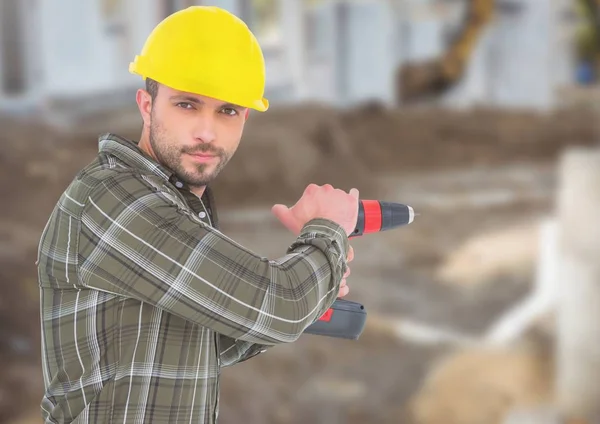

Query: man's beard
<box><xmin>149</xmin><ymin>118</ymin><xmax>231</xmax><ymax>188</ymax></box>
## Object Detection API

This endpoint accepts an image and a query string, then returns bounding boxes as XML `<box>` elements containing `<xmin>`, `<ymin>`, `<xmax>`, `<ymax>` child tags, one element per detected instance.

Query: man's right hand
<box><xmin>271</xmin><ymin>184</ymin><xmax>360</xmax><ymax>236</ymax></box>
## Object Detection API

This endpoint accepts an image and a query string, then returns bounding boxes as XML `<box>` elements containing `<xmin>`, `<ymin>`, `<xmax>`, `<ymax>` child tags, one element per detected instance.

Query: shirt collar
<box><xmin>98</xmin><ymin>133</ymin><xmax>175</xmax><ymax>181</ymax></box>
<box><xmin>97</xmin><ymin>133</ymin><xmax>216</xmax><ymax>207</ymax></box>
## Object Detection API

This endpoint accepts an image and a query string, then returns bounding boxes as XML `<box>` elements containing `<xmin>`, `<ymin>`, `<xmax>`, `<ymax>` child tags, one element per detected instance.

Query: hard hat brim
<box><xmin>129</xmin><ymin>60</ymin><xmax>269</xmax><ymax>112</ymax></box>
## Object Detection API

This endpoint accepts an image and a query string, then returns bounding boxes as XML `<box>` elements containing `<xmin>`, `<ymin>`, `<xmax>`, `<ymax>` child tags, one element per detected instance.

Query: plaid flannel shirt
<box><xmin>36</xmin><ymin>133</ymin><xmax>349</xmax><ymax>423</ymax></box>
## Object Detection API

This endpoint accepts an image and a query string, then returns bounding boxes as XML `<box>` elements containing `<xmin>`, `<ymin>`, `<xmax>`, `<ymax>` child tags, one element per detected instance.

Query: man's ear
<box><xmin>136</xmin><ymin>89</ymin><xmax>153</xmax><ymax>128</ymax></box>
<box><xmin>244</xmin><ymin>109</ymin><xmax>250</xmax><ymax>120</ymax></box>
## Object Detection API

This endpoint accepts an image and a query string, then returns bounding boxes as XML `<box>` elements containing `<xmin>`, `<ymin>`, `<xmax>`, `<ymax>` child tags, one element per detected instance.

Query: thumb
<box><xmin>271</xmin><ymin>204</ymin><xmax>291</xmax><ymax>225</ymax></box>
<box><xmin>271</xmin><ymin>204</ymin><xmax>300</xmax><ymax>234</ymax></box>
<box><xmin>271</xmin><ymin>204</ymin><xmax>289</xmax><ymax>218</ymax></box>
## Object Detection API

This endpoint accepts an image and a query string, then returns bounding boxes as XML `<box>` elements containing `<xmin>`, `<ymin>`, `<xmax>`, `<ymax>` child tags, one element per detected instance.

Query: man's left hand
<box><xmin>338</xmin><ymin>245</ymin><xmax>353</xmax><ymax>298</ymax></box>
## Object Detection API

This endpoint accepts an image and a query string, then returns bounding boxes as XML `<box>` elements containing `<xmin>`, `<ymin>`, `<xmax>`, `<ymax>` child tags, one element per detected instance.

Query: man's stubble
<box><xmin>148</xmin><ymin>113</ymin><xmax>231</xmax><ymax>189</ymax></box>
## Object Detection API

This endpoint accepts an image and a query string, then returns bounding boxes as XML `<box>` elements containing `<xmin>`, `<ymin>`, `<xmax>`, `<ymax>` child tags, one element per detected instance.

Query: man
<box><xmin>37</xmin><ymin>6</ymin><xmax>358</xmax><ymax>423</ymax></box>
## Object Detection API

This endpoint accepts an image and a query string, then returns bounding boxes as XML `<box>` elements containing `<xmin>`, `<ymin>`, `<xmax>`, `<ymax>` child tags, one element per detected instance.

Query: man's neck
<box><xmin>138</xmin><ymin>131</ymin><xmax>206</xmax><ymax>199</ymax></box>
<box><xmin>191</xmin><ymin>186</ymin><xmax>206</xmax><ymax>199</ymax></box>
<box><xmin>138</xmin><ymin>132</ymin><xmax>158</xmax><ymax>163</ymax></box>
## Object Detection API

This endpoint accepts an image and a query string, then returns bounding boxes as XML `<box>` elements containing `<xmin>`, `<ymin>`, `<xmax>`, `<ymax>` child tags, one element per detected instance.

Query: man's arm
<box><xmin>78</xmin><ymin>172</ymin><xmax>349</xmax><ymax>345</ymax></box>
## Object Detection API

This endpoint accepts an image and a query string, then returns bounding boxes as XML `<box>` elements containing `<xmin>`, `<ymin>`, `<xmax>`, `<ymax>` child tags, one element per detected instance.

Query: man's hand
<box><xmin>271</xmin><ymin>184</ymin><xmax>359</xmax><ymax>236</ymax></box>
<box><xmin>271</xmin><ymin>184</ymin><xmax>358</xmax><ymax>298</ymax></box>
<box><xmin>338</xmin><ymin>245</ymin><xmax>353</xmax><ymax>298</ymax></box>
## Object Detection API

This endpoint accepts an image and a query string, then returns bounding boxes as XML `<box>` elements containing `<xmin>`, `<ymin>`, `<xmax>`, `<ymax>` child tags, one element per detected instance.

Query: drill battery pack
<box><xmin>303</xmin><ymin>299</ymin><xmax>367</xmax><ymax>340</ymax></box>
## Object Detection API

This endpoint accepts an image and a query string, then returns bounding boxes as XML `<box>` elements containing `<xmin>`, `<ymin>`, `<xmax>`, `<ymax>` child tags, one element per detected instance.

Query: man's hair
<box><xmin>146</xmin><ymin>78</ymin><xmax>159</xmax><ymax>100</ymax></box>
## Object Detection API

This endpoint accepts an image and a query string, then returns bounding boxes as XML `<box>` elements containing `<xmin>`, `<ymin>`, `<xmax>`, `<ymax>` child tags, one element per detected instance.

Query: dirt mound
<box><xmin>436</xmin><ymin>219</ymin><xmax>540</xmax><ymax>288</ymax></box>
<box><xmin>406</xmin><ymin>332</ymin><xmax>554</xmax><ymax>424</ymax></box>
<box><xmin>340</xmin><ymin>105</ymin><xmax>598</xmax><ymax>174</ymax></box>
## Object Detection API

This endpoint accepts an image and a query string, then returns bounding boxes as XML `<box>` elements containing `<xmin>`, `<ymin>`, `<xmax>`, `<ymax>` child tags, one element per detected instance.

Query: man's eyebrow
<box><xmin>170</xmin><ymin>95</ymin><xmax>243</xmax><ymax>109</ymax></box>
<box><xmin>170</xmin><ymin>95</ymin><xmax>204</xmax><ymax>104</ymax></box>
<box><xmin>221</xmin><ymin>103</ymin><xmax>244</xmax><ymax>109</ymax></box>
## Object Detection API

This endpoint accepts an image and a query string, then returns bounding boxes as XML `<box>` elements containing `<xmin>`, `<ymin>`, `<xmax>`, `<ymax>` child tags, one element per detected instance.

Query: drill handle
<box><xmin>303</xmin><ymin>299</ymin><xmax>367</xmax><ymax>340</ymax></box>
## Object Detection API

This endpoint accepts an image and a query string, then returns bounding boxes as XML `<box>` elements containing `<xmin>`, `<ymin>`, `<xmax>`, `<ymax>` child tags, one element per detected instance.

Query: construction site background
<box><xmin>1</xmin><ymin>1</ymin><xmax>600</xmax><ymax>423</ymax></box>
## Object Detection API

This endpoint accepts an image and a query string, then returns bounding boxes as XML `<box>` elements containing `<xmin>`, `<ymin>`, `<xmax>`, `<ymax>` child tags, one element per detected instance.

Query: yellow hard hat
<box><xmin>129</xmin><ymin>6</ymin><xmax>269</xmax><ymax>112</ymax></box>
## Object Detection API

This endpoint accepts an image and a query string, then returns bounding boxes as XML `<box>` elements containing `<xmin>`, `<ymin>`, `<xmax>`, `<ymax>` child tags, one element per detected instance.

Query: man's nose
<box><xmin>192</xmin><ymin>114</ymin><xmax>217</xmax><ymax>144</ymax></box>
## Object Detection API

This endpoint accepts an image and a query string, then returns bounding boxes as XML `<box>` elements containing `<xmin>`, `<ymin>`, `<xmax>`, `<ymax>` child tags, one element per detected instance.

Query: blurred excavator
<box><xmin>396</xmin><ymin>0</ymin><xmax>600</xmax><ymax>104</ymax></box>
<box><xmin>395</xmin><ymin>0</ymin><xmax>494</xmax><ymax>104</ymax></box>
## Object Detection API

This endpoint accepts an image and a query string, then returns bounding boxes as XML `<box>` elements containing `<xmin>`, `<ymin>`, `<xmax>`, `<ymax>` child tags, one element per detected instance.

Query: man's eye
<box><xmin>221</xmin><ymin>107</ymin><xmax>238</xmax><ymax>116</ymax></box>
<box><xmin>176</xmin><ymin>102</ymin><xmax>194</xmax><ymax>109</ymax></box>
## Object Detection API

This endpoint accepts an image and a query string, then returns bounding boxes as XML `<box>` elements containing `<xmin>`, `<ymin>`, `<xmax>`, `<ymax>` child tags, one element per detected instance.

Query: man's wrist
<box><xmin>297</xmin><ymin>218</ymin><xmax>350</xmax><ymax>262</ymax></box>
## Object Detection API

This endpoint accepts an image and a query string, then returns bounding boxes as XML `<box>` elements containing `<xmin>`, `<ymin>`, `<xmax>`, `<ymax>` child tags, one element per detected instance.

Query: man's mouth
<box><xmin>187</xmin><ymin>152</ymin><xmax>217</xmax><ymax>162</ymax></box>
<box><xmin>189</xmin><ymin>153</ymin><xmax>215</xmax><ymax>158</ymax></box>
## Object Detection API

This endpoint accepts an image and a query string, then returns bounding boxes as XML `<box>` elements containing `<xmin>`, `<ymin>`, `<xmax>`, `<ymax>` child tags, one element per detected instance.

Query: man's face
<box><xmin>137</xmin><ymin>83</ymin><xmax>248</xmax><ymax>189</ymax></box>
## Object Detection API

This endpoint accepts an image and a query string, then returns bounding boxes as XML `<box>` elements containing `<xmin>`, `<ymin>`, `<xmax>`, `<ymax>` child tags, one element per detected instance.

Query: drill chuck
<box><xmin>352</xmin><ymin>200</ymin><xmax>414</xmax><ymax>236</ymax></box>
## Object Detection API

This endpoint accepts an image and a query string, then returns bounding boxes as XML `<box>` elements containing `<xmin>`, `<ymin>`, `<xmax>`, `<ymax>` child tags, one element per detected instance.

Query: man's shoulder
<box><xmin>64</xmin><ymin>154</ymin><xmax>168</xmax><ymax>210</ymax></box>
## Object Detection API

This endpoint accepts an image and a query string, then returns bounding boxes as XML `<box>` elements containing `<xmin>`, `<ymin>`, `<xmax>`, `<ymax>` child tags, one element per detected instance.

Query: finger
<box><xmin>338</xmin><ymin>284</ymin><xmax>349</xmax><ymax>298</ymax></box>
<box><xmin>347</xmin><ymin>246</ymin><xmax>354</xmax><ymax>262</ymax></box>
<box><xmin>349</xmin><ymin>188</ymin><xmax>359</xmax><ymax>200</ymax></box>
<box><xmin>343</xmin><ymin>266</ymin><xmax>351</xmax><ymax>278</ymax></box>
<box><xmin>304</xmin><ymin>183</ymin><xmax>318</xmax><ymax>195</ymax></box>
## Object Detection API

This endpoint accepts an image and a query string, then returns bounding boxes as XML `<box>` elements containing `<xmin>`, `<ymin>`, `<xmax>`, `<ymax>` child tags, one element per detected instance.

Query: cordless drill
<box><xmin>303</xmin><ymin>200</ymin><xmax>415</xmax><ymax>340</ymax></box>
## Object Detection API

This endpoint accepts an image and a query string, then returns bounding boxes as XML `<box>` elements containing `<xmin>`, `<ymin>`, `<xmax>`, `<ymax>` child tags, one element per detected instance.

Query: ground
<box><xmin>1</xmin><ymin>101</ymin><xmax>597</xmax><ymax>424</ymax></box>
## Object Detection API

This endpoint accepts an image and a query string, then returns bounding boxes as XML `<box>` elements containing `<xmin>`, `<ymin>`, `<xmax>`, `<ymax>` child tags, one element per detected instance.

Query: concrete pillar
<box><xmin>39</xmin><ymin>0</ymin><xmax>102</xmax><ymax>97</ymax></box>
<box><xmin>203</xmin><ymin>0</ymin><xmax>243</xmax><ymax>17</ymax></box>
<box><xmin>0</xmin><ymin>2</ymin><xmax>5</xmax><ymax>103</ymax></box>
<box><xmin>549</xmin><ymin>0</ymin><xmax>578</xmax><ymax>88</ymax></box>
<box><xmin>402</xmin><ymin>0</ymin><xmax>445</xmax><ymax>62</ymax></box>
<box><xmin>302</xmin><ymin>1</ymin><xmax>339</xmax><ymax>104</ymax></box>
<box><xmin>555</xmin><ymin>146</ymin><xmax>600</xmax><ymax>421</ymax></box>
<box><xmin>343</xmin><ymin>0</ymin><xmax>397</xmax><ymax>106</ymax></box>
<box><xmin>26</xmin><ymin>0</ymin><xmax>44</xmax><ymax>98</ymax></box>
<box><xmin>279</xmin><ymin>0</ymin><xmax>307</xmax><ymax>101</ymax></box>
<box><xmin>37</xmin><ymin>0</ymin><xmax>165</xmax><ymax>101</ymax></box>
<box><xmin>494</xmin><ymin>0</ymin><xmax>554</xmax><ymax>109</ymax></box>
<box><xmin>0</xmin><ymin>0</ymin><xmax>26</xmax><ymax>97</ymax></box>
<box><xmin>0</xmin><ymin>0</ymin><xmax>44</xmax><ymax>111</ymax></box>
<box><xmin>303</xmin><ymin>0</ymin><xmax>399</xmax><ymax>107</ymax></box>
<box><xmin>125</xmin><ymin>0</ymin><xmax>164</xmax><ymax>83</ymax></box>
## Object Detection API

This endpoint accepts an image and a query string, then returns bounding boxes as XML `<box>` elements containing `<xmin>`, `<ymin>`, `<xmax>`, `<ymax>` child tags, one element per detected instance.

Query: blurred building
<box><xmin>0</xmin><ymin>0</ymin><xmax>583</xmax><ymax>120</ymax></box>
<box><xmin>441</xmin><ymin>0</ymin><xmax>578</xmax><ymax>110</ymax></box>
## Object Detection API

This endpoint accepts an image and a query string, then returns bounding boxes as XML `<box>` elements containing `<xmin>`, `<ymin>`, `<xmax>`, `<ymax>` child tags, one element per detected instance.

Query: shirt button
<box><xmin>175</xmin><ymin>181</ymin><xmax>183</xmax><ymax>188</ymax></box>
<box><xmin>198</xmin><ymin>211</ymin><xmax>206</xmax><ymax>218</ymax></box>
